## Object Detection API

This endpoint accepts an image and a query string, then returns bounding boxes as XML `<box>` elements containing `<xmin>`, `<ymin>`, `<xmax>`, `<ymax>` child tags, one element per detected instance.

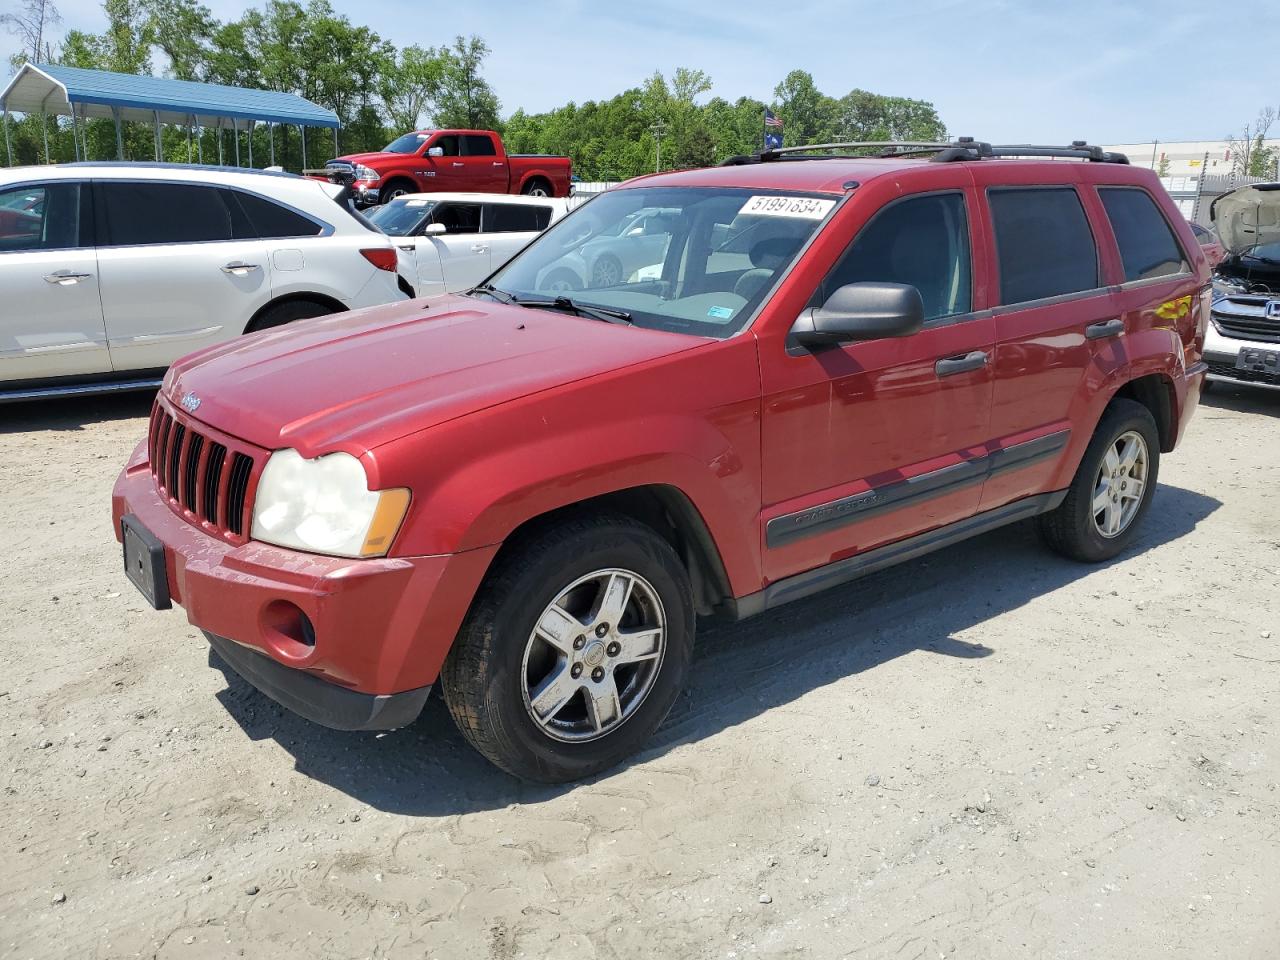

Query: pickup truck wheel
<box><xmin>441</xmin><ymin>513</ymin><xmax>694</xmax><ymax>782</ymax></box>
<box><xmin>521</xmin><ymin>178</ymin><xmax>551</xmax><ymax>197</ymax></box>
<box><xmin>1037</xmin><ymin>398</ymin><xmax>1160</xmax><ymax>563</ymax></box>
<box><xmin>381</xmin><ymin>180</ymin><xmax>413</xmax><ymax>203</ymax></box>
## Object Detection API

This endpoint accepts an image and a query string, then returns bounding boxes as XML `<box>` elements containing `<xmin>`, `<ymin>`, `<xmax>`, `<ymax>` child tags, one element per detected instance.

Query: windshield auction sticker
<box><xmin>742</xmin><ymin>196</ymin><xmax>836</xmax><ymax>219</ymax></box>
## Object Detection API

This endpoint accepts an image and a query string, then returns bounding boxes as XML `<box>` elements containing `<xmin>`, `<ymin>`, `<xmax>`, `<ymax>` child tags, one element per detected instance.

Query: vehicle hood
<box><xmin>165</xmin><ymin>296</ymin><xmax>707</xmax><ymax>455</ymax></box>
<box><xmin>332</xmin><ymin>151</ymin><xmax>401</xmax><ymax>169</ymax></box>
<box><xmin>1211</xmin><ymin>183</ymin><xmax>1280</xmax><ymax>254</ymax></box>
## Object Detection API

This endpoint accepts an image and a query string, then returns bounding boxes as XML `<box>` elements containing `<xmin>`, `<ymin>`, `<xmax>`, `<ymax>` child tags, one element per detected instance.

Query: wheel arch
<box><xmin>244</xmin><ymin>292</ymin><xmax>347</xmax><ymax>334</ymax></box>
<box><xmin>1111</xmin><ymin>372</ymin><xmax>1176</xmax><ymax>452</ymax></box>
<box><xmin>489</xmin><ymin>484</ymin><xmax>735</xmax><ymax>617</ymax></box>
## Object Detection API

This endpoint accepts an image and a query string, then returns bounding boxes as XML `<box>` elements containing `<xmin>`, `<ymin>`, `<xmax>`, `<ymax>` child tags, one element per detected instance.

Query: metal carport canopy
<box><xmin>0</xmin><ymin>63</ymin><xmax>339</xmax><ymax>129</ymax></box>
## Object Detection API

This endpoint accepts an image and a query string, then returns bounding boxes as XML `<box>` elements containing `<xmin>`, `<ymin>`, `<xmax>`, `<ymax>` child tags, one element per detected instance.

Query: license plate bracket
<box><xmin>1236</xmin><ymin>346</ymin><xmax>1280</xmax><ymax>374</ymax></box>
<box><xmin>121</xmin><ymin>514</ymin><xmax>171</xmax><ymax>610</ymax></box>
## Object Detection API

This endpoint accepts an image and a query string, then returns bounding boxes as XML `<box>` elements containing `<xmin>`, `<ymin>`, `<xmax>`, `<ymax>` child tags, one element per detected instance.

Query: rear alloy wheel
<box><xmin>522</xmin><ymin>179</ymin><xmax>551</xmax><ymax>197</ymax></box>
<box><xmin>441</xmin><ymin>513</ymin><xmax>693</xmax><ymax>782</ymax></box>
<box><xmin>1037</xmin><ymin>398</ymin><xmax>1160</xmax><ymax>562</ymax></box>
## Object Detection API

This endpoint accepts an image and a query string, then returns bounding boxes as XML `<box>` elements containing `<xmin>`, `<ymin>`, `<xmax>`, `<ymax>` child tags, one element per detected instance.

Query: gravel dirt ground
<box><xmin>1</xmin><ymin>384</ymin><xmax>1277</xmax><ymax>960</ymax></box>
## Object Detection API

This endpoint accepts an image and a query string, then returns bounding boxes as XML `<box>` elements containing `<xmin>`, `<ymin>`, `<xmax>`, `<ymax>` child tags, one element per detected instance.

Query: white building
<box><xmin>1102</xmin><ymin>139</ymin><xmax>1280</xmax><ymax>179</ymax></box>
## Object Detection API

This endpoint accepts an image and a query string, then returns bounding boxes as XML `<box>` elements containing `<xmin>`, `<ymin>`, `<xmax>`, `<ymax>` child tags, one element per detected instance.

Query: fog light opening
<box><xmin>261</xmin><ymin>600</ymin><xmax>317</xmax><ymax>660</ymax></box>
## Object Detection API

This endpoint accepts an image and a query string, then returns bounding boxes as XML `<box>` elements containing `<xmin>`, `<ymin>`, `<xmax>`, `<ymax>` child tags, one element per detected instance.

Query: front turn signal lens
<box><xmin>360</xmin><ymin>488</ymin><xmax>411</xmax><ymax>557</ymax></box>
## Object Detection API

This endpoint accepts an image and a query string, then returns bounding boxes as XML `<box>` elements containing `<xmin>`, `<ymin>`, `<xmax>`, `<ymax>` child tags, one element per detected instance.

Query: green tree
<box><xmin>141</xmin><ymin>0</ymin><xmax>214</xmax><ymax>80</ymax></box>
<box><xmin>772</xmin><ymin>69</ymin><xmax>838</xmax><ymax>145</ymax></box>
<box><xmin>381</xmin><ymin>44</ymin><xmax>444</xmax><ymax>132</ymax></box>
<box><xmin>434</xmin><ymin>35</ymin><xmax>499</xmax><ymax>130</ymax></box>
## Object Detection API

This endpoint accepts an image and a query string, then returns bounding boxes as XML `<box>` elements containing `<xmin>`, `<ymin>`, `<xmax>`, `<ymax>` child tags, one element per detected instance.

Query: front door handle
<box><xmin>470</xmin><ymin>243</ymin><xmax>490</xmax><ymax>253</ymax></box>
<box><xmin>935</xmin><ymin>350</ymin><xmax>988</xmax><ymax>377</ymax></box>
<box><xmin>43</xmin><ymin>271</ymin><xmax>92</xmax><ymax>285</ymax></box>
<box><xmin>221</xmin><ymin>262</ymin><xmax>261</xmax><ymax>275</ymax></box>
<box><xmin>452</xmin><ymin>162</ymin><xmax>465</xmax><ymax>168</ymax></box>
<box><xmin>1086</xmin><ymin>318</ymin><xmax>1125</xmax><ymax>340</ymax></box>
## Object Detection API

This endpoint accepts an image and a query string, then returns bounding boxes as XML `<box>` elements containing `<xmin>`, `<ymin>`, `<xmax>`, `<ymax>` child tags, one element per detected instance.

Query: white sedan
<box><xmin>0</xmin><ymin>163</ymin><xmax>410</xmax><ymax>401</ymax></box>
<box><xmin>364</xmin><ymin>192</ymin><xmax>571</xmax><ymax>297</ymax></box>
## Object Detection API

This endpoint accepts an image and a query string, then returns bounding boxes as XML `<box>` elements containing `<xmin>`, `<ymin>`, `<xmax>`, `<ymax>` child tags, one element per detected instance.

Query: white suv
<box><xmin>0</xmin><ymin>163</ymin><xmax>410</xmax><ymax>401</ymax></box>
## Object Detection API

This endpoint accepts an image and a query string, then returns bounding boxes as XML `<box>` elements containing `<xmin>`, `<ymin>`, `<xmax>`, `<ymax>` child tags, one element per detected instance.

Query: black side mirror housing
<box><xmin>790</xmin><ymin>281</ymin><xmax>925</xmax><ymax>347</ymax></box>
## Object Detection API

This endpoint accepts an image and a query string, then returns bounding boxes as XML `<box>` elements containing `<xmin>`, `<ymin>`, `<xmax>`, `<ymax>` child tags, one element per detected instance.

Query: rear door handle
<box><xmin>935</xmin><ymin>350</ymin><xmax>988</xmax><ymax>377</ymax></box>
<box><xmin>1086</xmin><ymin>318</ymin><xmax>1124</xmax><ymax>340</ymax></box>
<box><xmin>452</xmin><ymin>162</ymin><xmax>465</xmax><ymax>167</ymax></box>
<box><xmin>221</xmin><ymin>262</ymin><xmax>261</xmax><ymax>275</ymax></box>
<box><xmin>43</xmin><ymin>271</ymin><xmax>92</xmax><ymax>285</ymax></box>
<box><xmin>470</xmin><ymin>243</ymin><xmax>490</xmax><ymax>253</ymax></box>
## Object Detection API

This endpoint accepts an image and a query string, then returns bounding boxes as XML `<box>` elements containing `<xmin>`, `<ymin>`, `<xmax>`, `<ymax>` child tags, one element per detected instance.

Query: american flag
<box><xmin>764</xmin><ymin>109</ymin><xmax>783</xmax><ymax>129</ymax></box>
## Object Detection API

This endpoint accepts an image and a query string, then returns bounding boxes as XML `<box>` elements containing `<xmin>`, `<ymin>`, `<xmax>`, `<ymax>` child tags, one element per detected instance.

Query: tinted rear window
<box><xmin>1099</xmin><ymin>187</ymin><xmax>1188</xmax><ymax>282</ymax></box>
<box><xmin>463</xmin><ymin>134</ymin><xmax>496</xmax><ymax>156</ymax></box>
<box><xmin>99</xmin><ymin>182</ymin><xmax>232</xmax><ymax>245</ymax></box>
<box><xmin>989</xmin><ymin>187</ymin><xmax>1098</xmax><ymax>305</ymax></box>
<box><xmin>232</xmin><ymin>191</ymin><xmax>324</xmax><ymax>239</ymax></box>
<box><xmin>484</xmin><ymin>203</ymin><xmax>551</xmax><ymax>233</ymax></box>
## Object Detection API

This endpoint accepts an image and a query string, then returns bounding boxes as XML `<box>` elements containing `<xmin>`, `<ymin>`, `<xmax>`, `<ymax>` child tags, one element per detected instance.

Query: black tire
<box><xmin>380</xmin><ymin>180</ymin><xmax>415</xmax><ymax>203</ymax></box>
<box><xmin>590</xmin><ymin>254</ymin><xmax>623</xmax><ymax>288</ymax></box>
<box><xmin>1037</xmin><ymin>398</ymin><xmax>1160</xmax><ymax>563</ymax></box>
<box><xmin>441</xmin><ymin>512</ymin><xmax>694</xmax><ymax>782</ymax></box>
<box><xmin>246</xmin><ymin>299</ymin><xmax>336</xmax><ymax>333</ymax></box>
<box><xmin>521</xmin><ymin>178</ymin><xmax>552</xmax><ymax>197</ymax></box>
<box><xmin>542</xmin><ymin>268</ymin><xmax>582</xmax><ymax>292</ymax></box>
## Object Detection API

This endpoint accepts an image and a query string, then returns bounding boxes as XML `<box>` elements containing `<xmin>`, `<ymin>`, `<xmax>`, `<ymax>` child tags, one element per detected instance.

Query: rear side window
<box><xmin>231</xmin><ymin>191</ymin><xmax>324</xmax><ymax>239</ymax></box>
<box><xmin>817</xmin><ymin>192</ymin><xmax>972</xmax><ymax>322</ymax></box>
<box><xmin>484</xmin><ymin>203</ymin><xmax>551</xmax><ymax>233</ymax></box>
<box><xmin>463</xmin><ymin>134</ymin><xmax>496</xmax><ymax>157</ymax></box>
<box><xmin>0</xmin><ymin>182</ymin><xmax>82</xmax><ymax>251</ymax></box>
<box><xmin>989</xmin><ymin>187</ymin><xmax>1098</xmax><ymax>305</ymax></box>
<box><xmin>1099</xmin><ymin>188</ymin><xmax>1188</xmax><ymax>282</ymax></box>
<box><xmin>99</xmin><ymin>182</ymin><xmax>232</xmax><ymax>245</ymax></box>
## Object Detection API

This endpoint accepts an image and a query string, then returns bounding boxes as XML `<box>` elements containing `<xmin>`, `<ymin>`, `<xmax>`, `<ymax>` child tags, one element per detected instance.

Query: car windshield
<box><xmin>383</xmin><ymin>132</ymin><xmax>430</xmax><ymax>154</ymax></box>
<box><xmin>364</xmin><ymin>198</ymin><xmax>436</xmax><ymax>236</ymax></box>
<box><xmin>480</xmin><ymin>186</ymin><xmax>836</xmax><ymax>338</ymax></box>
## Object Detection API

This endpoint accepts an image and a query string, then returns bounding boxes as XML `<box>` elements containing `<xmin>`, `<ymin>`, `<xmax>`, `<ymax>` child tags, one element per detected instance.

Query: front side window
<box><xmin>484</xmin><ymin>203</ymin><xmax>549</xmax><ymax>233</ymax></box>
<box><xmin>99</xmin><ymin>182</ymin><xmax>233</xmax><ymax>246</ymax></box>
<box><xmin>0</xmin><ymin>182</ymin><xmax>81</xmax><ymax>252</ymax></box>
<box><xmin>463</xmin><ymin>134</ymin><xmax>496</xmax><ymax>157</ymax></box>
<box><xmin>814</xmin><ymin>192</ymin><xmax>971</xmax><ymax>321</ymax></box>
<box><xmin>431</xmin><ymin>202</ymin><xmax>480</xmax><ymax>234</ymax></box>
<box><xmin>365</xmin><ymin>197</ymin><xmax>436</xmax><ymax>237</ymax></box>
<box><xmin>483</xmin><ymin>186</ymin><xmax>836</xmax><ymax>338</ymax></box>
<box><xmin>989</xmin><ymin>187</ymin><xmax>1098</xmax><ymax>305</ymax></box>
<box><xmin>432</xmin><ymin>135</ymin><xmax>460</xmax><ymax>157</ymax></box>
<box><xmin>1099</xmin><ymin>187</ymin><xmax>1188</xmax><ymax>282</ymax></box>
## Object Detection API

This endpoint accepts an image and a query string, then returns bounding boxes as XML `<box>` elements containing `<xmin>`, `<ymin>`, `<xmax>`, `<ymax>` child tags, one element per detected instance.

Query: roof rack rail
<box><xmin>720</xmin><ymin>138</ymin><xmax>1129</xmax><ymax>166</ymax></box>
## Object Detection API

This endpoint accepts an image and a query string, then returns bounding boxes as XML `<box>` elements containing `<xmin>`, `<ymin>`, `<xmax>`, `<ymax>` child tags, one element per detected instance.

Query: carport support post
<box><xmin>332</xmin><ymin>127</ymin><xmax>338</xmax><ymax>158</ymax></box>
<box><xmin>186</xmin><ymin>116</ymin><xmax>193</xmax><ymax>163</ymax></box>
<box><xmin>72</xmin><ymin>107</ymin><xmax>81</xmax><ymax>161</ymax></box>
<box><xmin>268</xmin><ymin>123</ymin><xmax>274</xmax><ymax>166</ymax></box>
<box><xmin>247</xmin><ymin>119</ymin><xmax>254</xmax><ymax>166</ymax></box>
<box><xmin>153</xmin><ymin>110</ymin><xmax>161</xmax><ymax>161</ymax></box>
<box><xmin>216</xmin><ymin>119</ymin><xmax>223</xmax><ymax>165</ymax></box>
<box><xmin>2</xmin><ymin>107</ymin><xmax>11</xmax><ymax>167</ymax></box>
<box><xmin>233</xmin><ymin>118</ymin><xmax>240</xmax><ymax>167</ymax></box>
<box><xmin>112</xmin><ymin>106</ymin><xmax>124</xmax><ymax>160</ymax></box>
<box><xmin>300</xmin><ymin>125</ymin><xmax>307</xmax><ymax>170</ymax></box>
<box><xmin>41</xmin><ymin>110</ymin><xmax>50</xmax><ymax>163</ymax></box>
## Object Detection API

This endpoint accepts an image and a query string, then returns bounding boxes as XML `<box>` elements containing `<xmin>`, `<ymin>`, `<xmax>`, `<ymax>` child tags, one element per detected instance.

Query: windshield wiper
<box><xmin>510</xmin><ymin>295</ymin><xmax>633</xmax><ymax>325</ymax></box>
<box><xmin>469</xmin><ymin>283</ymin><xmax>516</xmax><ymax>304</ymax></box>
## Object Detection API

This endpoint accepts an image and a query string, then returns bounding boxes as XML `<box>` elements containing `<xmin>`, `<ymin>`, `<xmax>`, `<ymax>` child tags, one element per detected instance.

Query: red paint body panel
<box><xmin>112</xmin><ymin>153</ymin><xmax>1208</xmax><ymax>702</ymax></box>
<box><xmin>331</xmin><ymin>129</ymin><xmax>572</xmax><ymax>198</ymax></box>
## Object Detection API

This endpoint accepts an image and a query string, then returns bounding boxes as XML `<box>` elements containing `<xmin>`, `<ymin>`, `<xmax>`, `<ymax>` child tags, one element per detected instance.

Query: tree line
<box><xmin>2</xmin><ymin>0</ymin><xmax>947</xmax><ymax>177</ymax></box>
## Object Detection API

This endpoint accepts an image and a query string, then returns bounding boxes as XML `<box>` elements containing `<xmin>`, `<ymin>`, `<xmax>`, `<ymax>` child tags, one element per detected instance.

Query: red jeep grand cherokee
<box><xmin>113</xmin><ymin>140</ymin><xmax>1209</xmax><ymax>782</ymax></box>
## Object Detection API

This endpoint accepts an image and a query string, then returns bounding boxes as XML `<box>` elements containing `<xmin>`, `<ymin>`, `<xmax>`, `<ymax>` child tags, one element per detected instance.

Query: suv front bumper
<box><xmin>1205</xmin><ymin>321</ymin><xmax>1280</xmax><ymax>391</ymax></box>
<box><xmin>111</xmin><ymin>442</ymin><xmax>498</xmax><ymax>731</ymax></box>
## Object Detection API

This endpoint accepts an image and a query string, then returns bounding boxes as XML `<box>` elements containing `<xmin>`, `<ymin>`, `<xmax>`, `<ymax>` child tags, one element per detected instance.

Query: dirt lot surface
<box><xmin>1</xmin><ymin>384</ymin><xmax>1278</xmax><ymax>960</ymax></box>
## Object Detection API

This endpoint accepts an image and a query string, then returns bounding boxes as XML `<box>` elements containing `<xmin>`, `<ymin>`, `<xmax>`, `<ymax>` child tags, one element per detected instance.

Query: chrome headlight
<box><xmin>250</xmin><ymin>449</ymin><xmax>409</xmax><ymax>558</ymax></box>
<box><xmin>354</xmin><ymin>164</ymin><xmax>379</xmax><ymax>181</ymax></box>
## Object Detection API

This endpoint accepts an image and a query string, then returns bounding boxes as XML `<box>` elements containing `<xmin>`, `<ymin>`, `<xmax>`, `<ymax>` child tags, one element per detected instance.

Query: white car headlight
<box><xmin>250</xmin><ymin>449</ymin><xmax>409</xmax><ymax>558</ymax></box>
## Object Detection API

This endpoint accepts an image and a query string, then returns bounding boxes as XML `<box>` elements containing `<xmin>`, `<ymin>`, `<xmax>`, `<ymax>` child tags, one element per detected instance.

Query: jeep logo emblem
<box><xmin>180</xmin><ymin>392</ymin><xmax>201</xmax><ymax>413</ymax></box>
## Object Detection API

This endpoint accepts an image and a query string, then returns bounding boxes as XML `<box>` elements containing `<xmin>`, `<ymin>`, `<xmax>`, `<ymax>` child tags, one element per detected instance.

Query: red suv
<box><xmin>113</xmin><ymin>140</ymin><xmax>1209</xmax><ymax>782</ymax></box>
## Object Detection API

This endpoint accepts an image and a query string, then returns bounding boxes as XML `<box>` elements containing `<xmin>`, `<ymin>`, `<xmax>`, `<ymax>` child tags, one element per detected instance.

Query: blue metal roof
<box><xmin>1</xmin><ymin>63</ymin><xmax>339</xmax><ymax>128</ymax></box>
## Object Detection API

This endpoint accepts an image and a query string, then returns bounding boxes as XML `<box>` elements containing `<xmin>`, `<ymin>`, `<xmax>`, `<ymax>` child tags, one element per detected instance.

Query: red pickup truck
<box><xmin>114</xmin><ymin>139</ymin><xmax>1208</xmax><ymax>782</ymax></box>
<box><xmin>325</xmin><ymin>129</ymin><xmax>572</xmax><ymax>205</ymax></box>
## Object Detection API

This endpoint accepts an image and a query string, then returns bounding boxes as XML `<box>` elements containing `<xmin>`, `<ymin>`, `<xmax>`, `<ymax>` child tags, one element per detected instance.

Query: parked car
<box><xmin>537</xmin><ymin>206</ymin><xmax>680</xmax><ymax>291</ymax></box>
<box><xmin>1189</xmin><ymin>221</ymin><xmax>1225</xmax><ymax>269</ymax></box>
<box><xmin>324</xmin><ymin>129</ymin><xmax>572</xmax><ymax>205</ymax></box>
<box><xmin>113</xmin><ymin>140</ymin><xmax>1209</xmax><ymax>782</ymax></box>
<box><xmin>365</xmin><ymin>192</ymin><xmax>569</xmax><ymax>297</ymax></box>
<box><xmin>1204</xmin><ymin>182</ymin><xmax>1280</xmax><ymax>391</ymax></box>
<box><xmin>0</xmin><ymin>163</ymin><xmax>411</xmax><ymax>402</ymax></box>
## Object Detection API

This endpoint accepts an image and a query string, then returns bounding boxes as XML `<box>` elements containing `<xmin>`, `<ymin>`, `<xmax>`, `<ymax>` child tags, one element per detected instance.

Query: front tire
<box><xmin>1037</xmin><ymin>398</ymin><xmax>1160</xmax><ymax>562</ymax></box>
<box><xmin>441</xmin><ymin>513</ymin><xmax>694</xmax><ymax>782</ymax></box>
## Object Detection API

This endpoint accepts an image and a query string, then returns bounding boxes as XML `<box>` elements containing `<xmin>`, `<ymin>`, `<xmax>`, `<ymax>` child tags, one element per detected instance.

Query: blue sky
<box><xmin>14</xmin><ymin>0</ymin><xmax>1277</xmax><ymax>144</ymax></box>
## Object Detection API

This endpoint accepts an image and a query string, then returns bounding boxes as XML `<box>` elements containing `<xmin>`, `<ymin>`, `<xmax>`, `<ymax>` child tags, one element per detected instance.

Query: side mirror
<box><xmin>423</xmin><ymin>222</ymin><xmax>447</xmax><ymax>236</ymax></box>
<box><xmin>426</xmin><ymin>146</ymin><xmax>444</xmax><ymax>158</ymax></box>
<box><xmin>790</xmin><ymin>281</ymin><xmax>924</xmax><ymax>347</ymax></box>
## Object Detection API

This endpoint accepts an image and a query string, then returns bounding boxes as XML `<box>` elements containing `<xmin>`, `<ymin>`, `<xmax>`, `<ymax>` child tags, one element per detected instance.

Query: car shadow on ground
<box><xmin>0</xmin><ymin>391</ymin><xmax>155</xmax><ymax>434</ymax></box>
<box><xmin>1200</xmin><ymin>382</ymin><xmax>1280</xmax><ymax>418</ymax></box>
<box><xmin>210</xmin><ymin>482</ymin><xmax>1220</xmax><ymax>816</ymax></box>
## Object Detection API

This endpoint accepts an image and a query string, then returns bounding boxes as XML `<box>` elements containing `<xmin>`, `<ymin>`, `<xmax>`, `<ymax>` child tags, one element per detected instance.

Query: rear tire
<box><xmin>522</xmin><ymin>178</ymin><xmax>552</xmax><ymax>197</ymax></box>
<box><xmin>1037</xmin><ymin>398</ymin><xmax>1160</xmax><ymax>563</ymax></box>
<box><xmin>246</xmin><ymin>299</ymin><xmax>336</xmax><ymax>333</ymax></box>
<box><xmin>441</xmin><ymin>512</ymin><xmax>694</xmax><ymax>782</ymax></box>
